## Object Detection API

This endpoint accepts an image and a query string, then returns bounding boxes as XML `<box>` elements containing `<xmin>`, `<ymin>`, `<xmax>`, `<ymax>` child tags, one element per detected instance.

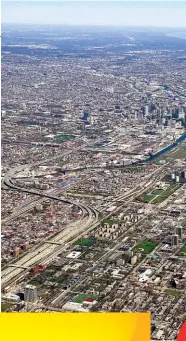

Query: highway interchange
<box><xmin>1</xmin><ymin>147</ymin><xmax>170</xmax><ymax>290</ymax></box>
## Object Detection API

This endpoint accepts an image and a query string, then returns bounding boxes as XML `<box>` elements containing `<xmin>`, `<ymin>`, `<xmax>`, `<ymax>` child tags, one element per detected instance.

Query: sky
<box><xmin>2</xmin><ymin>1</ymin><xmax>186</xmax><ymax>27</ymax></box>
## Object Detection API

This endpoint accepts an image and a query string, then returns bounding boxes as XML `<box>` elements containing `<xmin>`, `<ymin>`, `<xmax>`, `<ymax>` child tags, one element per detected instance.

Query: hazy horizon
<box><xmin>2</xmin><ymin>1</ymin><xmax>186</xmax><ymax>28</ymax></box>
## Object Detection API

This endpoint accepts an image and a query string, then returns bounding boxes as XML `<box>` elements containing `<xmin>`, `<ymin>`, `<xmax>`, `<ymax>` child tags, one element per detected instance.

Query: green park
<box><xmin>135</xmin><ymin>239</ymin><xmax>159</xmax><ymax>254</ymax></box>
<box><xmin>75</xmin><ymin>238</ymin><xmax>95</xmax><ymax>247</ymax></box>
<box><xmin>138</xmin><ymin>184</ymin><xmax>180</xmax><ymax>204</ymax></box>
<box><xmin>178</xmin><ymin>245</ymin><xmax>186</xmax><ymax>256</ymax></box>
<box><xmin>73</xmin><ymin>293</ymin><xmax>98</xmax><ymax>304</ymax></box>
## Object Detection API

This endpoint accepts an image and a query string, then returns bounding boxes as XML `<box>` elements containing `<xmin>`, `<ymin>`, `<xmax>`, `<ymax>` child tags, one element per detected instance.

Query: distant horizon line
<box><xmin>2</xmin><ymin>23</ymin><xmax>186</xmax><ymax>29</ymax></box>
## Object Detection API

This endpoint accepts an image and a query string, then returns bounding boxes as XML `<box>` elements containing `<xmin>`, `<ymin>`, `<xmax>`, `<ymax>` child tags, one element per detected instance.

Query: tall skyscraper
<box><xmin>143</xmin><ymin>105</ymin><xmax>149</xmax><ymax>116</ymax></box>
<box><xmin>175</xmin><ymin>226</ymin><xmax>183</xmax><ymax>239</ymax></box>
<box><xmin>181</xmin><ymin>171</ymin><xmax>186</xmax><ymax>179</ymax></box>
<box><xmin>171</xmin><ymin>234</ymin><xmax>179</xmax><ymax>247</ymax></box>
<box><xmin>24</xmin><ymin>284</ymin><xmax>38</xmax><ymax>302</ymax></box>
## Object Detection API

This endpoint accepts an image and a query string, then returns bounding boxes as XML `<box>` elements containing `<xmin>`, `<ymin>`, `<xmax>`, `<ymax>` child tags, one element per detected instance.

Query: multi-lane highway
<box><xmin>1</xmin><ymin>215</ymin><xmax>93</xmax><ymax>288</ymax></box>
<box><xmin>2</xmin><ymin>177</ymin><xmax>82</xmax><ymax>225</ymax></box>
<box><xmin>1</xmin><ymin>133</ymin><xmax>174</xmax><ymax>292</ymax></box>
<box><xmin>48</xmin><ymin>168</ymin><xmax>172</xmax><ymax>307</ymax></box>
<box><xmin>1</xmin><ymin>160</ymin><xmax>168</xmax><ymax>289</ymax></box>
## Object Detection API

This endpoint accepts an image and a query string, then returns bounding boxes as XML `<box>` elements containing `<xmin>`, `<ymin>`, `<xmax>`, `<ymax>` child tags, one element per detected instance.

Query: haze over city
<box><xmin>1</xmin><ymin>1</ymin><xmax>186</xmax><ymax>340</ymax></box>
<box><xmin>2</xmin><ymin>1</ymin><xmax>186</xmax><ymax>27</ymax></box>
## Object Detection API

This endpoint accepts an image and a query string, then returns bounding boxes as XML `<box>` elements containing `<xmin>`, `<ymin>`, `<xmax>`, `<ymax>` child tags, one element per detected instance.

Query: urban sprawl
<box><xmin>1</xmin><ymin>25</ymin><xmax>186</xmax><ymax>340</ymax></box>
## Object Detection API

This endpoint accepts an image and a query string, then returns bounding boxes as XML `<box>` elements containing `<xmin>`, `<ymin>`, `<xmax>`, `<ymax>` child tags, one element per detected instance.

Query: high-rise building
<box><xmin>175</xmin><ymin>226</ymin><xmax>183</xmax><ymax>239</ymax></box>
<box><xmin>171</xmin><ymin>234</ymin><xmax>179</xmax><ymax>247</ymax></box>
<box><xmin>178</xmin><ymin>108</ymin><xmax>185</xmax><ymax>120</ymax></box>
<box><xmin>90</xmin><ymin>116</ymin><xmax>94</xmax><ymax>125</ymax></box>
<box><xmin>143</xmin><ymin>105</ymin><xmax>149</xmax><ymax>116</ymax></box>
<box><xmin>162</xmin><ymin>118</ymin><xmax>166</xmax><ymax>125</ymax></box>
<box><xmin>163</xmin><ymin>101</ymin><xmax>168</xmax><ymax>110</ymax></box>
<box><xmin>24</xmin><ymin>285</ymin><xmax>38</xmax><ymax>302</ymax></box>
<box><xmin>171</xmin><ymin>173</ymin><xmax>175</xmax><ymax>181</ymax></box>
<box><xmin>181</xmin><ymin>171</ymin><xmax>186</xmax><ymax>179</ymax></box>
<box><xmin>175</xmin><ymin>176</ymin><xmax>180</xmax><ymax>183</ymax></box>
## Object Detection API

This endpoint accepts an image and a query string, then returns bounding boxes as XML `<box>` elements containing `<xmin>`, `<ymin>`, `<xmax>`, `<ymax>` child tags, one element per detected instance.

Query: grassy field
<box><xmin>135</xmin><ymin>239</ymin><xmax>158</xmax><ymax>254</ymax></box>
<box><xmin>178</xmin><ymin>245</ymin><xmax>186</xmax><ymax>256</ymax></box>
<box><xmin>139</xmin><ymin>190</ymin><xmax>162</xmax><ymax>202</ymax></box>
<box><xmin>28</xmin><ymin>280</ymin><xmax>42</xmax><ymax>286</ymax></box>
<box><xmin>151</xmin><ymin>189</ymin><xmax>164</xmax><ymax>195</ymax></box>
<box><xmin>75</xmin><ymin>238</ymin><xmax>95</xmax><ymax>247</ymax></box>
<box><xmin>168</xmin><ymin>147</ymin><xmax>186</xmax><ymax>160</ymax></box>
<box><xmin>1</xmin><ymin>302</ymin><xmax>13</xmax><ymax>312</ymax></box>
<box><xmin>102</xmin><ymin>219</ymin><xmax>120</xmax><ymax>226</ymax></box>
<box><xmin>73</xmin><ymin>294</ymin><xmax>98</xmax><ymax>304</ymax></box>
<box><xmin>142</xmin><ymin>194</ymin><xmax>156</xmax><ymax>202</ymax></box>
<box><xmin>139</xmin><ymin>184</ymin><xmax>180</xmax><ymax>204</ymax></box>
<box><xmin>55</xmin><ymin>135</ymin><xmax>75</xmax><ymax>143</ymax></box>
<box><xmin>28</xmin><ymin>268</ymin><xmax>69</xmax><ymax>286</ymax></box>
<box><xmin>152</xmin><ymin>184</ymin><xmax>180</xmax><ymax>204</ymax></box>
<box><xmin>166</xmin><ymin>289</ymin><xmax>181</xmax><ymax>297</ymax></box>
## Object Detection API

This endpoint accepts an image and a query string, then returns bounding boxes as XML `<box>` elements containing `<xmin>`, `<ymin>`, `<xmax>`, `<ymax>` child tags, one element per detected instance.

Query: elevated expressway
<box><xmin>1</xmin><ymin>179</ymin><xmax>99</xmax><ymax>289</ymax></box>
<box><xmin>1</xmin><ymin>148</ymin><xmax>169</xmax><ymax>290</ymax></box>
<box><xmin>1</xmin><ymin>150</ymin><xmax>99</xmax><ymax>289</ymax></box>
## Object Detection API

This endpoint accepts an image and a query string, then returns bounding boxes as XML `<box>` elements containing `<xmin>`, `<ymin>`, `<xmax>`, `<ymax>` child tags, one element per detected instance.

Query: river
<box><xmin>142</xmin><ymin>132</ymin><xmax>186</xmax><ymax>164</ymax></box>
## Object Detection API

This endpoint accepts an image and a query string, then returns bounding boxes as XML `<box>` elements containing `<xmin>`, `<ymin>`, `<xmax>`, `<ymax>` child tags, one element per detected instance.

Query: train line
<box><xmin>1</xmin><ymin>147</ymin><xmax>170</xmax><ymax>290</ymax></box>
<box><xmin>1</xmin><ymin>165</ymin><xmax>165</xmax><ymax>290</ymax></box>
